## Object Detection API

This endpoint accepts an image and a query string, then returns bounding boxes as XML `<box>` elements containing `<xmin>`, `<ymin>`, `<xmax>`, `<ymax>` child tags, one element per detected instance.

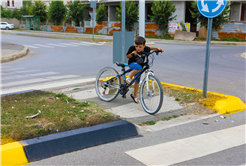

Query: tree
<box><xmin>96</xmin><ymin>2</ymin><xmax>107</xmax><ymax>24</ymax></box>
<box><xmin>20</xmin><ymin>1</ymin><xmax>32</xmax><ymax>16</ymax></box>
<box><xmin>29</xmin><ymin>1</ymin><xmax>48</xmax><ymax>23</ymax></box>
<box><xmin>1</xmin><ymin>5</ymin><xmax>5</xmax><ymax>17</ymax></box>
<box><xmin>68</xmin><ymin>1</ymin><xmax>87</xmax><ymax>26</ymax></box>
<box><xmin>149</xmin><ymin>0</ymin><xmax>177</xmax><ymax>36</ymax></box>
<box><xmin>48</xmin><ymin>1</ymin><xmax>67</xmax><ymax>25</ymax></box>
<box><xmin>12</xmin><ymin>8</ymin><xmax>22</xmax><ymax>20</ymax></box>
<box><xmin>190</xmin><ymin>1</ymin><xmax>232</xmax><ymax>31</ymax></box>
<box><xmin>115</xmin><ymin>1</ymin><xmax>139</xmax><ymax>31</ymax></box>
<box><xmin>3</xmin><ymin>9</ymin><xmax>13</xmax><ymax>18</ymax></box>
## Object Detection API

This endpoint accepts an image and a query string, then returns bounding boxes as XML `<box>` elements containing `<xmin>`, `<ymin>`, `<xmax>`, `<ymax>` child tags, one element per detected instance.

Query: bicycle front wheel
<box><xmin>140</xmin><ymin>75</ymin><xmax>163</xmax><ymax>115</ymax></box>
<box><xmin>95</xmin><ymin>67</ymin><xmax>121</xmax><ymax>102</ymax></box>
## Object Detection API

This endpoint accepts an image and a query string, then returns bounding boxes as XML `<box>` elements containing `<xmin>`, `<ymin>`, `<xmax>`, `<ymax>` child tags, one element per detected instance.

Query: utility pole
<box><xmin>139</xmin><ymin>0</ymin><xmax>145</xmax><ymax>37</ymax></box>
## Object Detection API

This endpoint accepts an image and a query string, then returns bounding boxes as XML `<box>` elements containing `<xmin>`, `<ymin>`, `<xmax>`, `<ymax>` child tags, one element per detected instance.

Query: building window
<box><xmin>12</xmin><ymin>0</ymin><xmax>14</xmax><ymax>7</ymax></box>
<box><xmin>7</xmin><ymin>0</ymin><xmax>10</xmax><ymax>6</ymax></box>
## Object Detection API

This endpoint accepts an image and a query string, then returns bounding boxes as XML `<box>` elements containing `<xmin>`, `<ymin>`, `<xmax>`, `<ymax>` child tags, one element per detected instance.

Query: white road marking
<box><xmin>126</xmin><ymin>124</ymin><xmax>246</xmax><ymax>166</ymax></box>
<box><xmin>1</xmin><ymin>68</ymin><xmax>25</xmax><ymax>72</ymax></box>
<box><xmin>2</xmin><ymin>72</ymin><xmax>59</xmax><ymax>80</ymax></box>
<box><xmin>46</xmin><ymin>43</ymin><xmax>68</xmax><ymax>47</ymax></box>
<box><xmin>2</xmin><ymin>78</ymin><xmax>95</xmax><ymax>95</ymax></box>
<box><xmin>2</xmin><ymin>75</ymin><xmax>80</xmax><ymax>87</ymax></box>
<box><xmin>26</xmin><ymin>45</ymin><xmax>39</xmax><ymax>48</ymax></box>
<box><xmin>58</xmin><ymin>43</ymin><xmax>79</xmax><ymax>47</ymax></box>
<box><xmin>33</xmin><ymin>44</ymin><xmax>54</xmax><ymax>48</ymax></box>
<box><xmin>68</xmin><ymin>42</ymin><xmax>92</xmax><ymax>46</ymax></box>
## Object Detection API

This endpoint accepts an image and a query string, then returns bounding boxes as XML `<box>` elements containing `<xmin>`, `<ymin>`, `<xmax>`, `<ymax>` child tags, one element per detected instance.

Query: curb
<box><xmin>1</xmin><ymin>44</ymin><xmax>29</xmax><ymax>63</ymax></box>
<box><xmin>1</xmin><ymin>120</ymin><xmax>138</xmax><ymax>165</ymax></box>
<box><xmin>160</xmin><ymin>82</ymin><xmax>246</xmax><ymax>115</ymax></box>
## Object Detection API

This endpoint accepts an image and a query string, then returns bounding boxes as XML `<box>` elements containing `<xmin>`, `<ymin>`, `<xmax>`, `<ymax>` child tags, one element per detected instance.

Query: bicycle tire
<box><xmin>95</xmin><ymin>67</ymin><xmax>121</xmax><ymax>102</ymax></box>
<box><xmin>140</xmin><ymin>75</ymin><xmax>163</xmax><ymax>115</ymax></box>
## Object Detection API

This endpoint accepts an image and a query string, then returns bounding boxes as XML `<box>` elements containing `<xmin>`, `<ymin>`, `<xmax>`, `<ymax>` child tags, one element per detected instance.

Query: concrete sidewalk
<box><xmin>52</xmin><ymin>83</ymin><xmax>193</xmax><ymax>124</ymax></box>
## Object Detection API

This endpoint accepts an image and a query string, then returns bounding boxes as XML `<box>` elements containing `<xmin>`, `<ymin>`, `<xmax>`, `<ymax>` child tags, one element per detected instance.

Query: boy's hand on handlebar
<box><xmin>157</xmin><ymin>48</ymin><xmax>163</xmax><ymax>53</ymax></box>
<box><xmin>131</xmin><ymin>51</ymin><xmax>138</xmax><ymax>58</ymax></box>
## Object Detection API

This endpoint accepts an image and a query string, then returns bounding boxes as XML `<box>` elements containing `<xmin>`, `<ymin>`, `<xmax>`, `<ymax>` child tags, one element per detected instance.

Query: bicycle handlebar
<box><xmin>131</xmin><ymin>49</ymin><xmax>162</xmax><ymax>58</ymax></box>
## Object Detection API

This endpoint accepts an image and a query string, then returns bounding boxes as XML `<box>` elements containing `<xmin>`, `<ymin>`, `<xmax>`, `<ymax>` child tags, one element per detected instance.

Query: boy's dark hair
<box><xmin>134</xmin><ymin>36</ymin><xmax>146</xmax><ymax>45</ymax></box>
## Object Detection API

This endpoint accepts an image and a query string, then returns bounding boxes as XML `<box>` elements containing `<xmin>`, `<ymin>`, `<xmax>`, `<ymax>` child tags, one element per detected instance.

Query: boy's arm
<box><xmin>126</xmin><ymin>51</ymin><xmax>137</xmax><ymax>59</ymax></box>
<box><xmin>149</xmin><ymin>46</ymin><xmax>163</xmax><ymax>53</ymax></box>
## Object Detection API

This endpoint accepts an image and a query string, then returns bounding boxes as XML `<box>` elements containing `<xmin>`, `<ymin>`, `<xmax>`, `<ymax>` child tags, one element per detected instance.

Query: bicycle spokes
<box><xmin>140</xmin><ymin>75</ymin><xmax>163</xmax><ymax>115</ymax></box>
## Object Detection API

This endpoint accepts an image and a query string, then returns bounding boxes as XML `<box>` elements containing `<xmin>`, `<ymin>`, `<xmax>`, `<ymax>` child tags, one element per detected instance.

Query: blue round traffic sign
<box><xmin>197</xmin><ymin>0</ymin><xmax>227</xmax><ymax>18</ymax></box>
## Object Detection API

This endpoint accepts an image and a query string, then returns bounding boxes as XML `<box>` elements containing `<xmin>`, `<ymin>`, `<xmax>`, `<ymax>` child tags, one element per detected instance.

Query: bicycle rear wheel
<box><xmin>95</xmin><ymin>67</ymin><xmax>121</xmax><ymax>102</ymax></box>
<box><xmin>140</xmin><ymin>75</ymin><xmax>163</xmax><ymax>115</ymax></box>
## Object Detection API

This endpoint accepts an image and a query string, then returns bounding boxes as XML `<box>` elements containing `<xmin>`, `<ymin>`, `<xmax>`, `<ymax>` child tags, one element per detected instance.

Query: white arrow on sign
<box><xmin>212</xmin><ymin>0</ymin><xmax>224</xmax><ymax>13</ymax></box>
<box><xmin>201</xmin><ymin>0</ymin><xmax>209</xmax><ymax>12</ymax></box>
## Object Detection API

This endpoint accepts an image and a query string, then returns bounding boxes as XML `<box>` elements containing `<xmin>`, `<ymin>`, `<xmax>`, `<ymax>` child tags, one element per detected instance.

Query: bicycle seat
<box><xmin>116</xmin><ymin>62</ymin><xmax>128</xmax><ymax>67</ymax></box>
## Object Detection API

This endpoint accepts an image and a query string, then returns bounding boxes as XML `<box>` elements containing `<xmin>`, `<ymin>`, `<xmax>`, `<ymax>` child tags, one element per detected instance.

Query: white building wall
<box><xmin>172</xmin><ymin>1</ymin><xmax>185</xmax><ymax>23</ymax></box>
<box><xmin>1</xmin><ymin>0</ymin><xmax>23</xmax><ymax>9</ymax></box>
<box><xmin>230</xmin><ymin>2</ymin><xmax>240</xmax><ymax>21</ymax></box>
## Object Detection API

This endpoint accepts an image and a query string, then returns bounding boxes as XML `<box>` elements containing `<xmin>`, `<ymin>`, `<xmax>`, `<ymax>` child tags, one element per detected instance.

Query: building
<box><xmin>1</xmin><ymin>0</ymin><xmax>23</xmax><ymax>9</ymax></box>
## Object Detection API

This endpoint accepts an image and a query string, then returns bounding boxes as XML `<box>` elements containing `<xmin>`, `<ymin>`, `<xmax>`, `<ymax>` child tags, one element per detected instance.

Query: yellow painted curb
<box><xmin>214</xmin><ymin>95</ymin><xmax>246</xmax><ymax>115</ymax></box>
<box><xmin>1</xmin><ymin>141</ymin><xmax>29</xmax><ymax>166</ymax></box>
<box><xmin>161</xmin><ymin>82</ymin><xmax>246</xmax><ymax>115</ymax></box>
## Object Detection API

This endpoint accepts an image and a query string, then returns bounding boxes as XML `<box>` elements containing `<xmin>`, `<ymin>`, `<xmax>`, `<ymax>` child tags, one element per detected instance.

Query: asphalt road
<box><xmin>1</xmin><ymin>34</ymin><xmax>245</xmax><ymax>102</ymax></box>
<box><xmin>1</xmin><ymin>34</ymin><xmax>245</xmax><ymax>165</ymax></box>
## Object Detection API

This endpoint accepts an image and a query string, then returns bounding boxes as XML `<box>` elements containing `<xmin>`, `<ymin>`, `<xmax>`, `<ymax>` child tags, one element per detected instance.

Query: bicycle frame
<box><xmin>105</xmin><ymin>50</ymin><xmax>158</xmax><ymax>92</ymax></box>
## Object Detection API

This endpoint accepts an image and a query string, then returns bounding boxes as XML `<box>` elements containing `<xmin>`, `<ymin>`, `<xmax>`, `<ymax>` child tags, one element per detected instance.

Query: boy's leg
<box><xmin>133</xmin><ymin>81</ymin><xmax>139</xmax><ymax>98</ymax></box>
<box><xmin>129</xmin><ymin>70</ymin><xmax>141</xmax><ymax>80</ymax></box>
<box><xmin>127</xmin><ymin>63</ymin><xmax>142</xmax><ymax>84</ymax></box>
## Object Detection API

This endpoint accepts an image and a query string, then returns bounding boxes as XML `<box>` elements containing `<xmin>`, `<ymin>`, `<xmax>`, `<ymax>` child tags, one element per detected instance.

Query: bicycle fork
<box><xmin>145</xmin><ymin>69</ymin><xmax>155</xmax><ymax>99</ymax></box>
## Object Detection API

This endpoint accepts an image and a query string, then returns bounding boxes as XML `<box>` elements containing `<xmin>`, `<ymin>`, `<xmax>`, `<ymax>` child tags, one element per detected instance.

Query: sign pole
<box><xmin>90</xmin><ymin>0</ymin><xmax>96</xmax><ymax>41</ymax></box>
<box><xmin>202</xmin><ymin>18</ymin><xmax>213</xmax><ymax>98</ymax></box>
<box><xmin>121</xmin><ymin>0</ymin><xmax>125</xmax><ymax>63</ymax></box>
<box><xmin>92</xmin><ymin>7</ymin><xmax>95</xmax><ymax>41</ymax></box>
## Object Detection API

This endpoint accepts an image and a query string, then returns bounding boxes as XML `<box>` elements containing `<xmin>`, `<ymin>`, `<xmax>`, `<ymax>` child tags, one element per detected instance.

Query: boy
<box><xmin>126</xmin><ymin>36</ymin><xmax>163</xmax><ymax>103</ymax></box>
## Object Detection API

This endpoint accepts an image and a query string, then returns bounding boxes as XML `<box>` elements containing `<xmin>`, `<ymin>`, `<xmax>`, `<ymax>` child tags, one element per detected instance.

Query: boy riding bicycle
<box><xmin>126</xmin><ymin>36</ymin><xmax>163</xmax><ymax>104</ymax></box>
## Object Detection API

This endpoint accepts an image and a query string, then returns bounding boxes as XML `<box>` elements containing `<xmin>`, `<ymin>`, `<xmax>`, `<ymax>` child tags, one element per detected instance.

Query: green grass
<box><xmin>73</xmin><ymin>88</ymin><xmax>80</xmax><ymax>91</ymax></box>
<box><xmin>1</xmin><ymin>90</ymin><xmax>120</xmax><ymax>145</ymax></box>
<box><xmin>195</xmin><ymin>37</ymin><xmax>245</xmax><ymax>42</ymax></box>
<box><xmin>162</xmin><ymin>115</ymin><xmax>180</xmax><ymax>121</ymax></box>
<box><xmin>145</xmin><ymin>34</ymin><xmax>174</xmax><ymax>40</ymax></box>
<box><xmin>163</xmin><ymin>86</ymin><xmax>203</xmax><ymax>104</ymax></box>
<box><xmin>141</xmin><ymin>121</ymin><xmax>156</xmax><ymax>125</ymax></box>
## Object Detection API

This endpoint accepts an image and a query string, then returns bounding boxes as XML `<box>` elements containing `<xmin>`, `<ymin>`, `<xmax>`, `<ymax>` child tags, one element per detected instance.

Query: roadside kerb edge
<box><xmin>1</xmin><ymin>120</ymin><xmax>138</xmax><ymax>165</ymax></box>
<box><xmin>161</xmin><ymin>82</ymin><xmax>246</xmax><ymax>115</ymax></box>
<box><xmin>1</xmin><ymin>44</ymin><xmax>29</xmax><ymax>63</ymax></box>
<box><xmin>1</xmin><ymin>142</ymin><xmax>29</xmax><ymax>166</ymax></box>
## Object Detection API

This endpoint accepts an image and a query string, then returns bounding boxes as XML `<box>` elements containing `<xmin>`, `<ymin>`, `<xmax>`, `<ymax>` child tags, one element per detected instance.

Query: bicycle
<box><xmin>95</xmin><ymin>50</ymin><xmax>163</xmax><ymax>115</ymax></box>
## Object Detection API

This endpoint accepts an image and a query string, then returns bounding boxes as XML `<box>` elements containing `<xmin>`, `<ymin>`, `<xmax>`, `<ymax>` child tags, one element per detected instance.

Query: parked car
<box><xmin>1</xmin><ymin>22</ymin><xmax>14</xmax><ymax>30</ymax></box>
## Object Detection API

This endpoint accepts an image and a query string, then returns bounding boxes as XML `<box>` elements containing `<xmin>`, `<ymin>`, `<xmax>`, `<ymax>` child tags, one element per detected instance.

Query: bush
<box><xmin>3</xmin><ymin>9</ymin><xmax>13</xmax><ymax>18</ymax></box>
<box><xmin>12</xmin><ymin>8</ymin><xmax>21</xmax><ymax>20</ymax></box>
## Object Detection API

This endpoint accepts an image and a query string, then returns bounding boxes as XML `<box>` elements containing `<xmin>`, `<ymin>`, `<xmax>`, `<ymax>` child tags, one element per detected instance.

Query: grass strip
<box><xmin>161</xmin><ymin>83</ymin><xmax>226</xmax><ymax>114</ymax></box>
<box><xmin>1</xmin><ymin>90</ymin><xmax>120</xmax><ymax>145</ymax></box>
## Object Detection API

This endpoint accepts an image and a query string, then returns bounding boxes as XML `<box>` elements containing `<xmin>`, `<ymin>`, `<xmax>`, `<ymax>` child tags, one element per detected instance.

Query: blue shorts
<box><xmin>129</xmin><ymin>62</ymin><xmax>142</xmax><ymax>83</ymax></box>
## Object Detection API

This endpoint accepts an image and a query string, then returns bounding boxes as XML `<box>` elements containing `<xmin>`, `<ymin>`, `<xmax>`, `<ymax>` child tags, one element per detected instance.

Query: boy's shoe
<box><xmin>130</xmin><ymin>94</ymin><xmax>139</xmax><ymax>104</ymax></box>
<box><xmin>126</xmin><ymin>77</ymin><xmax>131</xmax><ymax>84</ymax></box>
